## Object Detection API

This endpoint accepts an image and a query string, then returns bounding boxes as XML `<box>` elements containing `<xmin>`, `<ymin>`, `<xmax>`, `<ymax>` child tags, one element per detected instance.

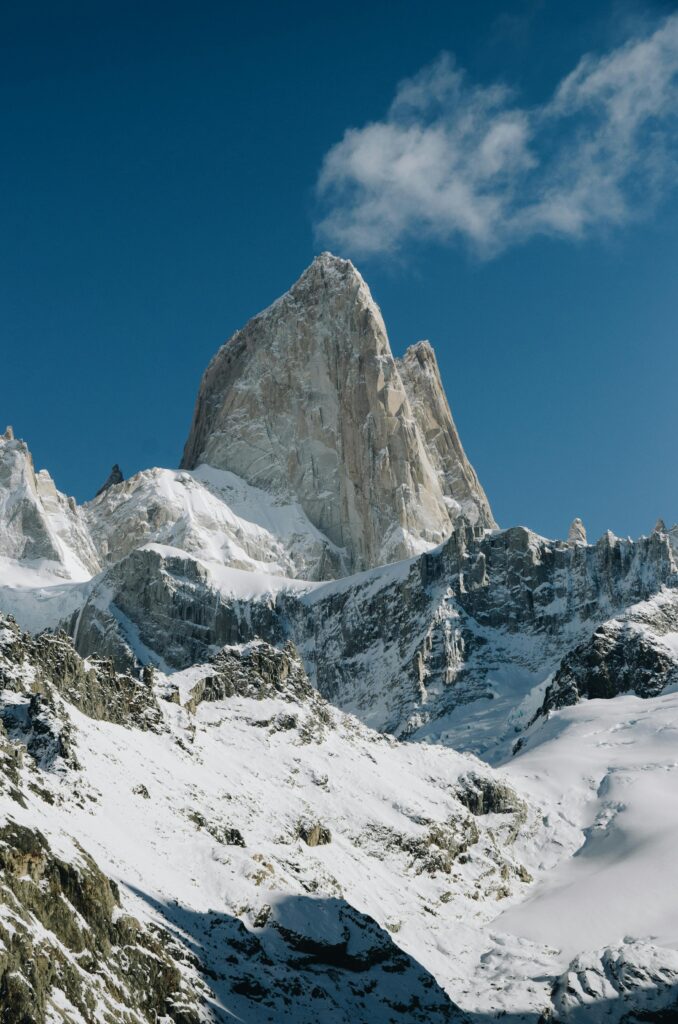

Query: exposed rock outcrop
<box><xmin>455</xmin><ymin>772</ymin><xmax>526</xmax><ymax>818</ymax></box>
<box><xmin>95</xmin><ymin>462</ymin><xmax>123</xmax><ymax>497</ymax></box>
<box><xmin>174</xmin><ymin>639</ymin><xmax>315</xmax><ymax>713</ymax></box>
<box><xmin>0</xmin><ymin>821</ymin><xmax>205</xmax><ymax>1023</ymax></box>
<box><xmin>181</xmin><ymin>252</ymin><xmax>495</xmax><ymax>572</ymax></box>
<box><xmin>297</xmin><ymin>820</ymin><xmax>332</xmax><ymax>846</ymax></box>
<box><xmin>0</xmin><ymin>434</ymin><xmax>100</xmax><ymax>579</ymax></box>
<box><xmin>538</xmin><ymin>594</ymin><xmax>678</xmax><ymax>715</ymax></box>
<box><xmin>0</xmin><ymin>613</ymin><xmax>163</xmax><ymax>732</ymax></box>
<box><xmin>568</xmin><ymin>517</ymin><xmax>587</xmax><ymax>545</ymax></box>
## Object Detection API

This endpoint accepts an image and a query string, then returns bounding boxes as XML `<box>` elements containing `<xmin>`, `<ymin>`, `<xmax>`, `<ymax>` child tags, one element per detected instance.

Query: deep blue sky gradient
<box><xmin>1</xmin><ymin>0</ymin><xmax>677</xmax><ymax>541</ymax></box>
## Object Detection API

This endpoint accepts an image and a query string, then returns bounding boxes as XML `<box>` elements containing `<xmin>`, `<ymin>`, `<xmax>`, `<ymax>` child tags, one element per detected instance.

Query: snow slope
<box><xmin>0</xmin><ymin>619</ymin><xmax>542</xmax><ymax>1021</ymax></box>
<box><xmin>4</xmin><ymin>615</ymin><xmax>678</xmax><ymax>1021</ymax></box>
<box><xmin>84</xmin><ymin>464</ymin><xmax>348</xmax><ymax>581</ymax></box>
<box><xmin>501</xmin><ymin>687</ymin><xmax>678</xmax><ymax>957</ymax></box>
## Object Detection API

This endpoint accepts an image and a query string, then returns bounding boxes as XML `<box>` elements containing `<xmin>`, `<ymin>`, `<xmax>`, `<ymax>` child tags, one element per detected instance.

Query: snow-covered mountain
<box><xmin>84</xmin><ymin>464</ymin><xmax>347</xmax><ymax>581</ymax></box>
<box><xmin>0</xmin><ymin>430</ymin><xmax>100</xmax><ymax>585</ymax></box>
<box><xmin>1</xmin><ymin>255</ymin><xmax>678</xmax><ymax>1022</ymax></box>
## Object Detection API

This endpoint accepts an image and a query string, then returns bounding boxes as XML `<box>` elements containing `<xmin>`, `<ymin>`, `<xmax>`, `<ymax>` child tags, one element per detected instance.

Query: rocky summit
<box><xmin>181</xmin><ymin>253</ymin><xmax>495</xmax><ymax>572</ymax></box>
<box><xmin>1</xmin><ymin>255</ymin><xmax>678</xmax><ymax>1023</ymax></box>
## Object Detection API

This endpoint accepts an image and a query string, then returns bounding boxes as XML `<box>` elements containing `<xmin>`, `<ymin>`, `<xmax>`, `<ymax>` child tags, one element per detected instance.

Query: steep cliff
<box><xmin>0</xmin><ymin>434</ymin><xmax>100</xmax><ymax>582</ymax></box>
<box><xmin>181</xmin><ymin>253</ymin><xmax>495</xmax><ymax>572</ymax></box>
<box><xmin>396</xmin><ymin>340</ymin><xmax>493</xmax><ymax>528</ymax></box>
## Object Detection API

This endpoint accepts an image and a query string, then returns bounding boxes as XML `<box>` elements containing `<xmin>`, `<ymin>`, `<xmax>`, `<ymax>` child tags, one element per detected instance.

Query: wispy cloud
<box><xmin>315</xmin><ymin>15</ymin><xmax>678</xmax><ymax>257</ymax></box>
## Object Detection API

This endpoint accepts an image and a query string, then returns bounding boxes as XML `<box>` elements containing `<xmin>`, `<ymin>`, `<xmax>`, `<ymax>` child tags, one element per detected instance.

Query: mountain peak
<box><xmin>568</xmin><ymin>517</ymin><xmax>588</xmax><ymax>545</ymax></box>
<box><xmin>309</xmin><ymin>251</ymin><xmax>359</xmax><ymax>276</ymax></box>
<box><xmin>313</xmin><ymin>250</ymin><xmax>353</xmax><ymax>268</ymax></box>
<box><xmin>290</xmin><ymin>251</ymin><xmax>373</xmax><ymax>307</ymax></box>
<box><xmin>0</xmin><ymin>432</ymin><xmax>100</xmax><ymax>578</ymax></box>
<box><xmin>181</xmin><ymin>256</ymin><xmax>495</xmax><ymax>572</ymax></box>
<box><xmin>403</xmin><ymin>339</ymin><xmax>435</xmax><ymax>358</ymax></box>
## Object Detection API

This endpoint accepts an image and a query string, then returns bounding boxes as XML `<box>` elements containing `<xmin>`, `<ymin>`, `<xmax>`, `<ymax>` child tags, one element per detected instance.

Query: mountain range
<box><xmin>1</xmin><ymin>254</ymin><xmax>677</xmax><ymax>1023</ymax></box>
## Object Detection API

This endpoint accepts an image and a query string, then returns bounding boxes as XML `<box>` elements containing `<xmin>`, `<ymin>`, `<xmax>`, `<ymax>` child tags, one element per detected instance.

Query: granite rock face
<box><xmin>0</xmin><ymin>434</ymin><xmax>100</xmax><ymax>579</ymax></box>
<box><xmin>0</xmin><ymin>613</ymin><xmax>163</xmax><ymax>732</ymax></box>
<box><xmin>567</xmin><ymin>517</ymin><xmax>587</xmax><ymax>545</ymax></box>
<box><xmin>396</xmin><ymin>340</ymin><xmax>493</xmax><ymax>529</ymax></box>
<box><xmin>181</xmin><ymin>253</ymin><xmax>495</xmax><ymax>572</ymax></box>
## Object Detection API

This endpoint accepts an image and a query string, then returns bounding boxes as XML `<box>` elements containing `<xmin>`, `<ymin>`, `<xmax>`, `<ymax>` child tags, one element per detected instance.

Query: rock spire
<box><xmin>181</xmin><ymin>252</ymin><xmax>495</xmax><ymax>572</ymax></box>
<box><xmin>95</xmin><ymin>464</ymin><xmax>124</xmax><ymax>498</ymax></box>
<box><xmin>568</xmin><ymin>517</ymin><xmax>588</xmax><ymax>545</ymax></box>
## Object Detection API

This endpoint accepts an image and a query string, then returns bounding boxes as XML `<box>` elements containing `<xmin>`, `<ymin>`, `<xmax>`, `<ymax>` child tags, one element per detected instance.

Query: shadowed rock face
<box><xmin>181</xmin><ymin>252</ymin><xmax>495</xmax><ymax>573</ymax></box>
<box><xmin>0</xmin><ymin>821</ymin><xmax>205</xmax><ymax>1024</ymax></box>
<box><xmin>540</xmin><ymin>617</ymin><xmax>678</xmax><ymax>714</ymax></box>
<box><xmin>95</xmin><ymin>462</ymin><xmax>124</xmax><ymax>497</ymax></box>
<box><xmin>67</xmin><ymin>546</ymin><xmax>287</xmax><ymax>672</ymax></box>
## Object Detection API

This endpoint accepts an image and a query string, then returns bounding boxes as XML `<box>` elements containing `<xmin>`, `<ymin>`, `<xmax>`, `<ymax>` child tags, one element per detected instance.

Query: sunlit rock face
<box><xmin>0</xmin><ymin>434</ymin><xmax>100</xmax><ymax>580</ymax></box>
<box><xmin>396</xmin><ymin>339</ymin><xmax>493</xmax><ymax>531</ymax></box>
<box><xmin>181</xmin><ymin>252</ymin><xmax>495</xmax><ymax>573</ymax></box>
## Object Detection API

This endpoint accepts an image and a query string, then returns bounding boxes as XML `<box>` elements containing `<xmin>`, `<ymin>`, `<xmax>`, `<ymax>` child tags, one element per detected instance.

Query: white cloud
<box><xmin>315</xmin><ymin>16</ymin><xmax>678</xmax><ymax>256</ymax></box>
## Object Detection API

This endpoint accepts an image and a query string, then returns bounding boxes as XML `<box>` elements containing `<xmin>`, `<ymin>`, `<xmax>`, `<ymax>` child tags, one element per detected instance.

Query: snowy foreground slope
<box><xmin>2</xmin><ymin>615</ymin><xmax>678</xmax><ymax>1022</ymax></box>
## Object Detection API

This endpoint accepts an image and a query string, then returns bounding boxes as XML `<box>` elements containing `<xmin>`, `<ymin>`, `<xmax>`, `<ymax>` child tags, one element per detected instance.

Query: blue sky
<box><xmin>1</xmin><ymin>0</ymin><xmax>677</xmax><ymax>541</ymax></box>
